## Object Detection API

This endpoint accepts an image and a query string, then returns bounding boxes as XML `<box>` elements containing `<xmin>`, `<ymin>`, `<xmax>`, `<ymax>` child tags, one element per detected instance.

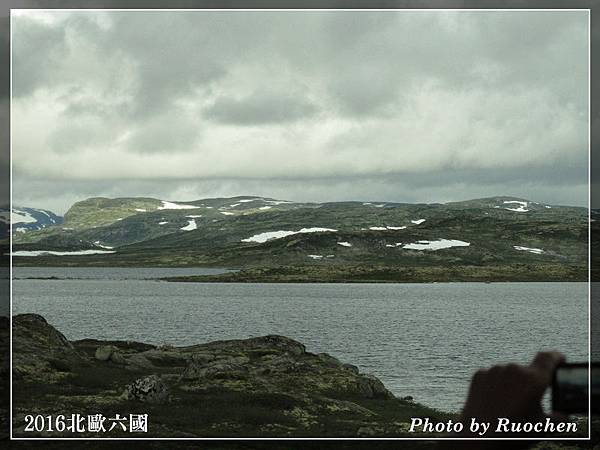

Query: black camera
<box><xmin>552</xmin><ymin>363</ymin><xmax>600</xmax><ymax>414</ymax></box>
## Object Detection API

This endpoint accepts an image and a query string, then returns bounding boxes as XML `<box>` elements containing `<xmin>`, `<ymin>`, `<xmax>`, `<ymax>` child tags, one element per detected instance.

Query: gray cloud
<box><xmin>12</xmin><ymin>16</ymin><xmax>66</xmax><ymax>97</ymax></box>
<box><xmin>10</xmin><ymin>10</ymin><xmax>589</xmax><ymax>212</ymax></box>
<box><xmin>205</xmin><ymin>90</ymin><xmax>317</xmax><ymax>125</ymax></box>
<box><xmin>125</xmin><ymin>113</ymin><xmax>203</xmax><ymax>154</ymax></box>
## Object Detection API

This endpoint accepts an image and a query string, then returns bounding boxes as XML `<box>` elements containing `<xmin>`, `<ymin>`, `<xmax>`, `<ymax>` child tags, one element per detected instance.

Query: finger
<box><xmin>530</xmin><ymin>351</ymin><xmax>566</xmax><ymax>381</ymax></box>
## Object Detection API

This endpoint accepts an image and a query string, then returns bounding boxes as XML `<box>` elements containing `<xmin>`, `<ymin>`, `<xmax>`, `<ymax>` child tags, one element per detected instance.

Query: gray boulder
<box><xmin>95</xmin><ymin>345</ymin><xmax>117</xmax><ymax>361</ymax></box>
<box><xmin>95</xmin><ymin>345</ymin><xmax>127</xmax><ymax>364</ymax></box>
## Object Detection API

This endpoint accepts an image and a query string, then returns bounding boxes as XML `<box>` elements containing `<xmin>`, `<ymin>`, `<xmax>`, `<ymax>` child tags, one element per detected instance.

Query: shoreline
<box><xmin>9</xmin><ymin>263</ymin><xmax>589</xmax><ymax>283</ymax></box>
<box><xmin>159</xmin><ymin>264</ymin><xmax>588</xmax><ymax>284</ymax></box>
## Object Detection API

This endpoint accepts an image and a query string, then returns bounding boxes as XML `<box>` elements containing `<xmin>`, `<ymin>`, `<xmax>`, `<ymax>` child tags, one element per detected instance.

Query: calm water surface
<box><xmin>11</xmin><ymin>267</ymin><xmax>589</xmax><ymax>412</ymax></box>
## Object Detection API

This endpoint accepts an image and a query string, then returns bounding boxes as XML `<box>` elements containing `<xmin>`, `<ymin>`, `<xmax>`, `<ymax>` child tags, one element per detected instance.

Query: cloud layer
<box><xmin>11</xmin><ymin>10</ymin><xmax>589</xmax><ymax>213</ymax></box>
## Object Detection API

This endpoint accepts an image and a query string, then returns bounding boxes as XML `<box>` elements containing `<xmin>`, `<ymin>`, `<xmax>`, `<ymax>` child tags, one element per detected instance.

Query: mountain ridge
<box><xmin>5</xmin><ymin>195</ymin><xmax>589</xmax><ymax>282</ymax></box>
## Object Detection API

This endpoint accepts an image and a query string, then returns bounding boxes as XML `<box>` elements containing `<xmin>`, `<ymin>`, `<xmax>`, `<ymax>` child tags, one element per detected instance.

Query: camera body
<box><xmin>552</xmin><ymin>362</ymin><xmax>600</xmax><ymax>414</ymax></box>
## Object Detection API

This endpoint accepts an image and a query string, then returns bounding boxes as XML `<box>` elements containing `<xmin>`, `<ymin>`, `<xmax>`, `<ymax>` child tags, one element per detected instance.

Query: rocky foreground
<box><xmin>11</xmin><ymin>314</ymin><xmax>450</xmax><ymax>438</ymax></box>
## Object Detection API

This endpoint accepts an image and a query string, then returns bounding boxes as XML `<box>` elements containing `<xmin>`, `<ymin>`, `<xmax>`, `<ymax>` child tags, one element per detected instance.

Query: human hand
<box><xmin>460</xmin><ymin>351</ymin><xmax>565</xmax><ymax>436</ymax></box>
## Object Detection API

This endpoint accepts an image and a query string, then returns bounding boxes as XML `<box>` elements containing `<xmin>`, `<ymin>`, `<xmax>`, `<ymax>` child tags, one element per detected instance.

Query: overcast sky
<box><xmin>11</xmin><ymin>9</ymin><xmax>589</xmax><ymax>214</ymax></box>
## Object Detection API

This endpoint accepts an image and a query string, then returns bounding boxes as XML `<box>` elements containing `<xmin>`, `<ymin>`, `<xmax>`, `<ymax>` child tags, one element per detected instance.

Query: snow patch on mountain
<box><xmin>513</xmin><ymin>245</ymin><xmax>544</xmax><ymax>254</ymax></box>
<box><xmin>241</xmin><ymin>230</ymin><xmax>296</xmax><ymax>243</ymax></box>
<box><xmin>12</xmin><ymin>250</ymin><xmax>116</xmax><ymax>256</ymax></box>
<box><xmin>403</xmin><ymin>239</ymin><xmax>470</xmax><ymax>251</ymax></box>
<box><xmin>503</xmin><ymin>201</ymin><xmax>529</xmax><ymax>212</ymax></box>
<box><xmin>265</xmin><ymin>200</ymin><xmax>294</xmax><ymax>205</ymax></box>
<box><xmin>11</xmin><ymin>210</ymin><xmax>37</xmax><ymax>224</ymax></box>
<box><xmin>241</xmin><ymin>227</ymin><xmax>338</xmax><ymax>243</ymax></box>
<box><xmin>158</xmin><ymin>201</ymin><xmax>199</xmax><ymax>210</ymax></box>
<box><xmin>93</xmin><ymin>241</ymin><xmax>114</xmax><ymax>249</ymax></box>
<box><xmin>181</xmin><ymin>219</ymin><xmax>198</xmax><ymax>231</ymax></box>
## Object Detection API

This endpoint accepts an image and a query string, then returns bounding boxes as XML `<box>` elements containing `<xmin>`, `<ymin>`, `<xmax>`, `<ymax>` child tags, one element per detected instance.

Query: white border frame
<box><xmin>8</xmin><ymin>7</ymin><xmax>593</xmax><ymax>441</ymax></box>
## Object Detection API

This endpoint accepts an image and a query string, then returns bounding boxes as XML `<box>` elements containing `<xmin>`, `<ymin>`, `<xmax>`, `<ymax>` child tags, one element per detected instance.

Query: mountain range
<box><xmin>2</xmin><ymin>195</ymin><xmax>589</xmax><ymax>282</ymax></box>
<box><xmin>0</xmin><ymin>206</ymin><xmax>63</xmax><ymax>239</ymax></box>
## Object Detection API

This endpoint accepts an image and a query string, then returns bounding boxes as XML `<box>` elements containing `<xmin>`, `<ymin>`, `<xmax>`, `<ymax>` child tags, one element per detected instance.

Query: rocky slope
<box><xmin>11</xmin><ymin>314</ymin><xmax>449</xmax><ymax>438</ymax></box>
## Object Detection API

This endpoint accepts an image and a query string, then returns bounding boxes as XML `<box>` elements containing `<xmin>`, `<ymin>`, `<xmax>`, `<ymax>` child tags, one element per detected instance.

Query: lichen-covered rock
<box><xmin>181</xmin><ymin>355</ymin><xmax>249</xmax><ymax>380</ymax></box>
<box><xmin>183</xmin><ymin>334</ymin><xmax>306</xmax><ymax>356</ymax></box>
<box><xmin>253</xmin><ymin>353</ymin><xmax>312</xmax><ymax>375</ymax></box>
<box><xmin>317</xmin><ymin>353</ymin><xmax>342</xmax><ymax>367</ymax></box>
<box><xmin>14</xmin><ymin>314</ymin><xmax>73</xmax><ymax>350</ymax></box>
<box><xmin>123</xmin><ymin>375</ymin><xmax>169</xmax><ymax>404</ymax></box>
<box><xmin>11</xmin><ymin>314</ymin><xmax>447</xmax><ymax>438</ymax></box>
<box><xmin>12</xmin><ymin>314</ymin><xmax>84</xmax><ymax>381</ymax></box>
<box><xmin>124</xmin><ymin>353</ymin><xmax>155</xmax><ymax>369</ymax></box>
<box><xmin>175</xmin><ymin>334</ymin><xmax>394</xmax><ymax>405</ymax></box>
<box><xmin>356</xmin><ymin>374</ymin><xmax>394</xmax><ymax>399</ymax></box>
<box><xmin>257</xmin><ymin>335</ymin><xmax>305</xmax><ymax>355</ymax></box>
<box><xmin>342</xmin><ymin>363</ymin><xmax>360</xmax><ymax>374</ymax></box>
<box><xmin>141</xmin><ymin>349</ymin><xmax>189</xmax><ymax>367</ymax></box>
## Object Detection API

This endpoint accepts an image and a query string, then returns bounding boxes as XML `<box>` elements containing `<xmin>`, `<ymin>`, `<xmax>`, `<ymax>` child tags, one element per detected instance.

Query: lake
<box><xmin>11</xmin><ymin>267</ymin><xmax>589</xmax><ymax>412</ymax></box>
